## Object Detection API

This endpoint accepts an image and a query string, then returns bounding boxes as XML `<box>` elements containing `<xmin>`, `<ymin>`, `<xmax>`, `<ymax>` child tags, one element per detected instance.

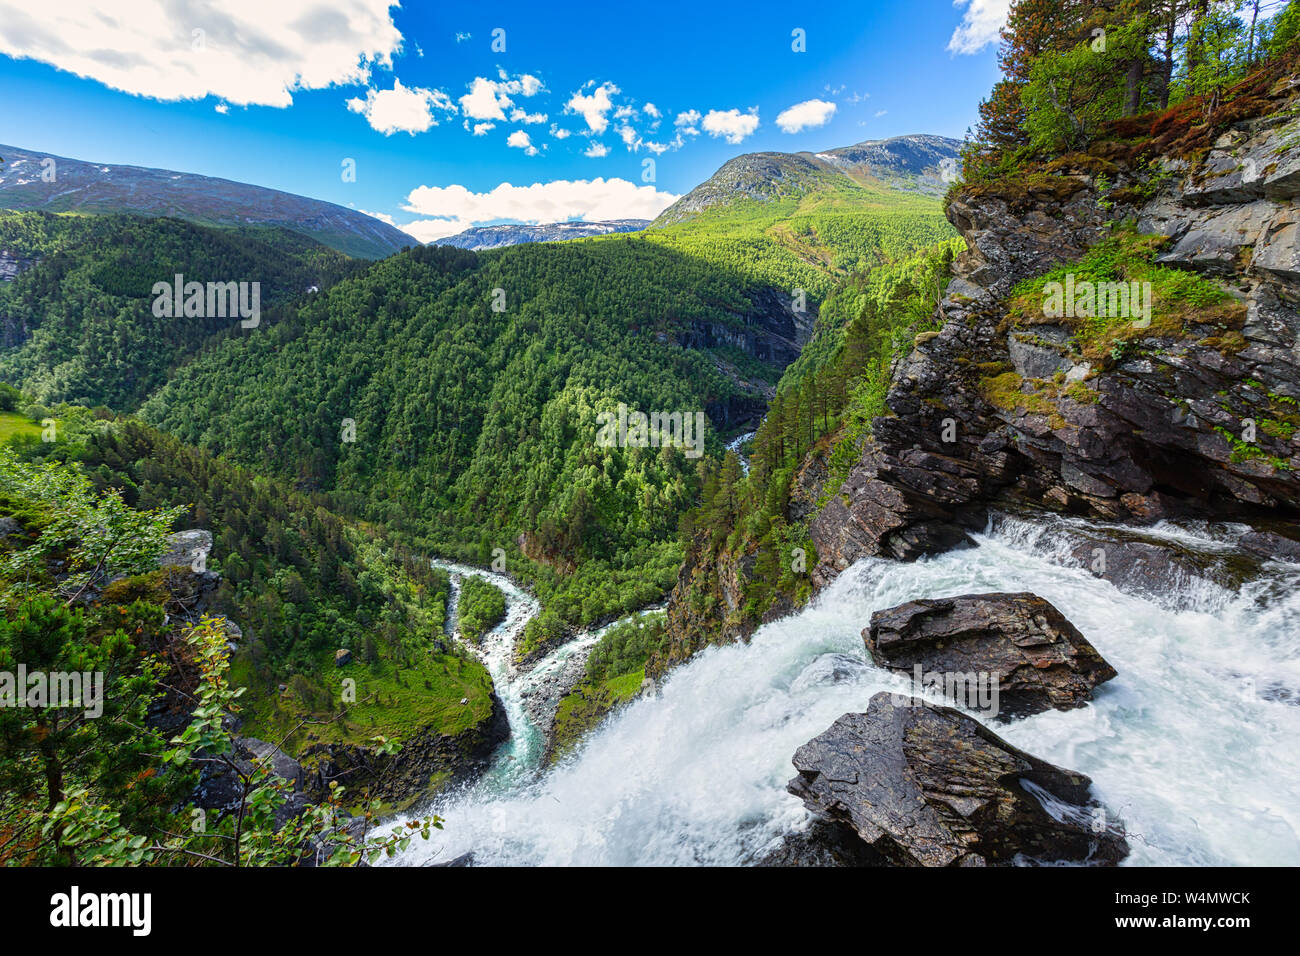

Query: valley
<box><xmin>1</xmin><ymin>0</ymin><xmax>1298</xmax><ymax>877</ymax></box>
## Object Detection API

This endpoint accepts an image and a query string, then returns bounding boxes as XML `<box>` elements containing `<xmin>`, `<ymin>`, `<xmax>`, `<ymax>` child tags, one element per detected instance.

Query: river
<box><xmin>394</xmin><ymin>518</ymin><xmax>1300</xmax><ymax>866</ymax></box>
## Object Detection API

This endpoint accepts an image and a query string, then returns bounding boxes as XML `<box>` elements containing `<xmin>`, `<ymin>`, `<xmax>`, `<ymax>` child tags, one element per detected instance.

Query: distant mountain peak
<box><xmin>0</xmin><ymin>143</ymin><xmax>417</xmax><ymax>260</ymax></box>
<box><xmin>651</xmin><ymin>134</ymin><xmax>963</xmax><ymax>227</ymax></box>
<box><xmin>431</xmin><ymin>219</ymin><xmax>650</xmax><ymax>250</ymax></box>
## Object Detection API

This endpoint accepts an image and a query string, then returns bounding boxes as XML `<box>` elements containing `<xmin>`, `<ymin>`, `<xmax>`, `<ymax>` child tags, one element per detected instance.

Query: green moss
<box><xmin>980</xmin><ymin>372</ymin><xmax>1068</xmax><ymax>429</ymax></box>
<box><xmin>1064</xmin><ymin>382</ymin><xmax>1101</xmax><ymax>404</ymax></box>
<box><xmin>550</xmin><ymin>668</ymin><xmax>644</xmax><ymax>761</ymax></box>
<box><xmin>1004</xmin><ymin>226</ymin><xmax>1246</xmax><ymax>363</ymax></box>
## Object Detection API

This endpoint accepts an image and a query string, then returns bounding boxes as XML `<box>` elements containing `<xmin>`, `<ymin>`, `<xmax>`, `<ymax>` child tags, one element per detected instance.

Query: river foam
<box><xmin>396</xmin><ymin>522</ymin><xmax>1300</xmax><ymax>866</ymax></box>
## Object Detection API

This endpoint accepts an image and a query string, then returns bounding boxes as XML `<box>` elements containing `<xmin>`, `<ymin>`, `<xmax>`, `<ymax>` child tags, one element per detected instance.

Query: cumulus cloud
<box><xmin>674</xmin><ymin>110</ymin><xmax>702</xmax><ymax>134</ymax></box>
<box><xmin>507</xmin><ymin>130</ymin><xmax>539</xmax><ymax>156</ymax></box>
<box><xmin>948</xmin><ymin>0</ymin><xmax>1012</xmax><ymax>54</ymax></box>
<box><xmin>701</xmin><ymin>108</ymin><xmax>759</xmax><ymax>144</ymax></box>
<box><xmin>584</xmin><ymin>142</ymin><xmax>609</xmax><ymax>158</ymax></box>
<box><xmin>400</xmin><ymin>178</ymin><xmax>680</xmax><ymax>242</ymax></box>
<box><xmin>347</xmin><ymin>78</ymin><xmax>454</xmax><ymax>135</ymax></box>
<box><xmin>0</xmin><ymin>0</ymin><xmax>403</xmax><ymax>107</ymax></box>
<box><xmin>459</xmin><ymin>71</ymin><xmax>544</xmax><ymax>122</ymax></box>
<box><xmin>775</xmin><ymin>98</ymin><xmax>836</xmax><ymax>134</ymax></box>
<box><xmin>565</xmin><ymin>81</ymin><xmax>620</xmax><ymax>134</ymax></box>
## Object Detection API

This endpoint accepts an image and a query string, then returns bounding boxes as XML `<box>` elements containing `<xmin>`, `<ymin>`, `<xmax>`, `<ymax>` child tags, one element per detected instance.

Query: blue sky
<box><xmin>0</xmin><ymin>0</ymin><xmax>1009</xmax><ymax>240</ymax></box>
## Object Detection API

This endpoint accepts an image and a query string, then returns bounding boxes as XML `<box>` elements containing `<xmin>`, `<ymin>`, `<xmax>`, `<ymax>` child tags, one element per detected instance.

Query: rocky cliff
<box><xmin>0</xmin><ymin>250</ymin><xmax>35</xmax><ymax>282</ymax></box>
<box><xmin>810</xmin><ymin>72</ymin><xmax>1300</xmax><ymax>582</ymax></box>
<box><xmin>661</xmin><ymin>69</ymin><xmax>1300</xmax><ymax>667</ymax></box>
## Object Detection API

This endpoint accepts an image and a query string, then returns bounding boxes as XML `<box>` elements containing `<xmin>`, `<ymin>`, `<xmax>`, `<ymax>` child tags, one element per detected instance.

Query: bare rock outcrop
<box><xmin>788</xmin><ymin>693</ymin><xmax>1129</xmax><ymax>867</ymax></box>
<box><xmin>865</xmin><ymin>592</ymin><xmax>1117</xmax><ymax>718</ymax></box>
<box><xmin>810</xmin><ymin>80</ymin><xmax>1300</xmax><ymax>583</ymax></box>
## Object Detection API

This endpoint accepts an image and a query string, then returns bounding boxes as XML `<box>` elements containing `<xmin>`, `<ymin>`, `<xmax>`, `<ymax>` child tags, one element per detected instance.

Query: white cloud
<box><xmin>701</xmin><ymin>108</ymin><xmax>759</xmax><ymax>144</ymax></box>
<box><xmin>0</xmin><ymin>0</ymin><xmax>403</xmax><ymax>107</ymax></box>
<box><xmin>565</xmin><ymin>81</ymin><xmax>620</xmax><ymax>134</ymax></box>
<box><xmin>400</xmin><ymin>178</ymin><xmax>680</xmax><ymax>242</ymax></box>
<box><xmin>460</xmin><ymin>76</ymin><xmax>510</xmax><ymax>121</ymax></box>
<box><xmin>360</xmin><ymin>208</ymin><xmax>397</xmax><ymax>226</ymax></box>
<box><xmin>550</xmin><ymin>124</ymin><xmax>572</xmax><ymax>139</ymax></box>
<box><xmin>948</xmin><ymin>0</ymin><xmax>1013</xmax><ymax>55</ymax></box>
<box><xmin>507</xmin><ymin>130</ymin><xmax>539</xmax><ymax>156</ymax></box>
<box><xmin>347</xmin><ymin>79</ymin><xmax>454</xmax><ymax>135</ymax></box>
<box><xmin>470</xmin><ymin>121</ymin><xmax>495</xmax><ymax>136</ymax></box>
<box><xmin>643</xmin><ymin>102</ymin><xmax>661</xmax><ymax>120</ymax></box>
<box><xmin>510</xmin><ymin>108</ymin><xmax>548</xmax><ymax>124</ymax></box>
<box><xmin>584</xmin><ymin>142</ymin><xmax>609</xmax><ymax>158</ymax></box>
<box><xmin>458</xmin><ymin>71</ymin><xmax>544</xmax><ymax>122</ymax></box>
<box><xmin>674</xmin><ymin>109</ymin><xmax>701</xmax><ymax>132</ymax></box>
<box><xmin>776</xmin><ymin>98</ymin><xmax>836</xmax><ymax>134</ymax></box>
<box><xmin>875</xmin><ymin>109</ymin><xmax>888</xmax><ymax>118</ymax></box>
<box><xmin>214</xmin><ymin>103</ymin><xmax>229</xmax><ymax>114</ymax></box>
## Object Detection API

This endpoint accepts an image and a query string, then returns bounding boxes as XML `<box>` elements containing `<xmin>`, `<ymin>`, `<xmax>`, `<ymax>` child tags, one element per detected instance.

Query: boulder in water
<box><xmin>751</xmin><ymin>819</ymin><xmax>888</xmax><ymax>867</ymax></box>
<box><xmin>787</xmin><ymin>693</ymin><xmax>1129</xmax><ymax>866</ymax></box>
<box><xmin>865</xmin><ymin>592</ymin><xmax>1116</xmax><ymax>719</ymax></box>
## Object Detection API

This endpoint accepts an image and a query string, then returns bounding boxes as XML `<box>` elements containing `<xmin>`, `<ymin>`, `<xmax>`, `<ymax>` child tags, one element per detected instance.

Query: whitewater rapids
<box><xmin>396</xmin><ymin>520</ymin><xmax>1300</xmax><ymax>866</ymax></box>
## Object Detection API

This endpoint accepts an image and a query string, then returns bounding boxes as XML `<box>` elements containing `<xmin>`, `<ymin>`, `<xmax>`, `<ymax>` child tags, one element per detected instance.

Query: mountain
<box><xmin>0</xmin><ymin>210</ymin><xmax>358</xmax><ymax>409</ymax></box>
<box><xmin>651</xmin><ymin>135</ymin><xmax>962</xmax><ymax>228</ymax></box>
<box><xmin>433</xmin><ymin>219</ymin><xmax>650</xmax><ymax>250</ymax></box>
<box><xmin>0</xmin><ymin>143</ymin><xmax>417</xmax><ymax>260</ymax></box>
<box><xmin>137</xmin><ymin>238</ymin><xmax>812</xmax><ymax>639</ymax></box>
<box><xmin>640</xmin><ymin>136</ymin><xmax>960</xmax><ymax>302</ymax></box>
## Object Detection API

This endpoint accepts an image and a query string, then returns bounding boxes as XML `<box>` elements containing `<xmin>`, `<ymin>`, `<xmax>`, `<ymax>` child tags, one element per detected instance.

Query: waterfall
<box><xmin>397</xmin><ymin>520</ymin><xmax>1300</xmax><ymax>866</ymax></box>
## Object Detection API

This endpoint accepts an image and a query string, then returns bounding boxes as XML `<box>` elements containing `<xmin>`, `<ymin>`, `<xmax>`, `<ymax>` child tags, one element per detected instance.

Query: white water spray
<box><xmin>400</xmin><ymin>522</ymin><xmax>1300</xmax><ymax>866</ymax></box>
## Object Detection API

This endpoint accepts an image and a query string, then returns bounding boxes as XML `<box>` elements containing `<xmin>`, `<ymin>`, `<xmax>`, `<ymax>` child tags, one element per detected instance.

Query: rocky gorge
<box><xmin>638</xmin><ymin>68</ymin><xmax>1300</xmax><ymax>867</ymax></box>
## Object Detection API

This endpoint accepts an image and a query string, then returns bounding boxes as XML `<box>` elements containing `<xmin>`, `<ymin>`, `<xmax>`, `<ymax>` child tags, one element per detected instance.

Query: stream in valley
<box><xmin>395</xmin><ymin>520</ymin><xmax>1300</xmax><ymax>866</ymax></box>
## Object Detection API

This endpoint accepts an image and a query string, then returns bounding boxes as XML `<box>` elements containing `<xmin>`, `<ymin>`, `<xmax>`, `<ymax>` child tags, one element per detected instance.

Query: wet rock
<box><xmin>788</xmin><ymin>693</ymin><xmax>1129</xmax><ymax>867</ymax></box>
<box><xmin>427</xmin><ymin>851</ymin><xmax>475</xmax><ymax>867</ymax></box>
<box><xmin>751</xmin><ymin>819</ymin><xmax>888</xmax><ymax>867</ymax></box>
<box><xmin>988</xmin><ymin>511</ymin><xmax>1270</xmax><ymax>598</ymax></box>
<box><xmin>865</xmin><ymin>593</ymin><xmax>1117</xmax><ymax>718</ymax></box>
<box><xmin>1239</xmin><ymin>527</ymin><xmax>1300</xmax><ymax>564</ymax></box>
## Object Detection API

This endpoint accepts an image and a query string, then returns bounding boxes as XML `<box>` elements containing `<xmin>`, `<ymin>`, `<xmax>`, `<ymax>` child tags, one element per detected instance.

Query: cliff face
<box><xmin>660</xmin><ymin>73</ymin><xmax>1300</xmax><ymax>666</ymax></box>
<box><xmin>0</xmin><ymin>250</ymin><xmax>35</xmax><ymax>282</ymax></box>
<box><xmin>810</xmin><ymin>77</ymin><xmax>1300</xmax><ymax>582</ymax></box>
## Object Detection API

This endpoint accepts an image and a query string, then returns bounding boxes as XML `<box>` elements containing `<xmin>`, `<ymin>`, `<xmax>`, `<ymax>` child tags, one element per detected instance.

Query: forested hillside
<box><xmin>137</xmin><ymin>239</ymin><xmax>798</xmax><ymax>632</ymax></box>
<box><xmin>644</xmin><ymin>149</ymin><xmax>959</xmax><ymax>297</ymax></box>
<box><xmin>5</xmin><ymin>412</ymin><xmax>496</xmax><ymax>751</ymax></box>
<box><xmin>0</xmin><ymin>144</ymin><xmax>418</xmax><ymax>259</ymax></box>
<box><xmin>0</xmin><ymin>211</ymin><xmax>359</xmax><ymax>409</ymax></box>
